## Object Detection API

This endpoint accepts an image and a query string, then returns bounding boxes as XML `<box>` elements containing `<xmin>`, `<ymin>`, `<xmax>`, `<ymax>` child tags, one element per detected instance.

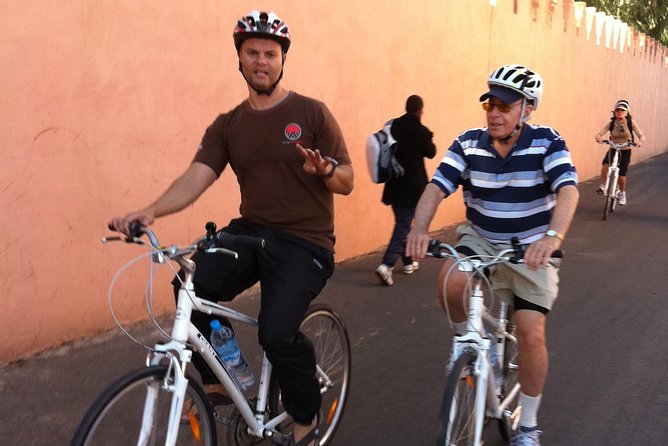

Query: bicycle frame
<box><xmin>77</xmin><ymin>225</ymin><xmax>349</xmax><ymax>446</ymax></box>
<box><xmin>140</xmin><ymin>248</ymin><xmax>323</xmax><ymax>445</ymax></box>
<box><xmin>449</xmin><ymin>264</ymin><xmax>519</xmax><ymax>445</ymax></box>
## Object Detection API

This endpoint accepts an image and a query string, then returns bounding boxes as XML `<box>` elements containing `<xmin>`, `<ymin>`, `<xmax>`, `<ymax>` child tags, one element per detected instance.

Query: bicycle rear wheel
<box><xmin>436</xmin><ymin>350</ymin><xmax>480</xmax><ymax>446</ymax></box>
<box><xmin>268</xmin><ymin>304</ymin><xmax>351</xmax><ymax>446</ymax></box>
<box><xmin>71</xmin><ymin>366</ymin><xmax>216</xmax><ymax>446</ymax></box>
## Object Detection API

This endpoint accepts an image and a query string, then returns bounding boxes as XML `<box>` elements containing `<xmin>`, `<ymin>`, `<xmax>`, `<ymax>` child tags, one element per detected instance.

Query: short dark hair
<box><xmin>405</xmin><ymin>95</ymin><xmax>423</xmax><ymax>114</ymax></box>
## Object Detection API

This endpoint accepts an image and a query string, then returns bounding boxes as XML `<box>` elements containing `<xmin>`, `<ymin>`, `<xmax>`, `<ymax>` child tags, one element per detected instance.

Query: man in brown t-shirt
<box><xmin>109</xmin><ymin>10</ymin><xmax>353</xmax><ymax>445</ymax></box>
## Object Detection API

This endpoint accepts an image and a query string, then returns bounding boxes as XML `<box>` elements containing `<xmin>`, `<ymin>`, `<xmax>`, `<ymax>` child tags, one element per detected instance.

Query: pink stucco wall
<box><xmin>1</xmin><ymin>0</ymin><xmax>667</xmax><ymax>361</ymax></box>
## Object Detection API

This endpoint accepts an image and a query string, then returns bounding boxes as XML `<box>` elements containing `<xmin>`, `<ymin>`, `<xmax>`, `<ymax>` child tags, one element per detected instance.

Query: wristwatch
<box><xmin>545</xmin><ymin>229</ymin><xmax>564</xmax><ymax>241</ymax></box>
<box><xmin>323</xmin><ymin>157</ymin><xmax>339</xmax><ymax>179</ymax></box>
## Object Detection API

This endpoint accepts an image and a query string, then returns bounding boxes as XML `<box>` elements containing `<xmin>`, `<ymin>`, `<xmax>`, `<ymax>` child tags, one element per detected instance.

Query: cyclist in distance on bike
<box><xmin>109</xmin><ymin>10</ymin><xmax>353</xmax><ymax>446</ymax></box>
<box><xmin>406</xmin><ymin>64</ymin><xmax>579</xmax><ymax>446</ymax></box>
<box><xmin>594</xmin><ymin>99</ymin><xmax>645</xmax><ymax>205</ymax></box>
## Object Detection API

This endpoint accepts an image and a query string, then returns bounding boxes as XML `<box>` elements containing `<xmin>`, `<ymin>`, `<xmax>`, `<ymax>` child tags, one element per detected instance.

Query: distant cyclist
<box><xmin>594</xmin><ymin>99</ymin><xmax>645</xmax><ymax>205</ymax></box>
<box><xmin>407</xmin><ymin>64</ymin><xmax>579</xmax><ymax>446</ymax></box>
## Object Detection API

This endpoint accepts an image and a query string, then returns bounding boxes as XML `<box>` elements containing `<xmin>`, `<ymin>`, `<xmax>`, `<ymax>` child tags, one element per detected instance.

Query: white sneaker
<box><xmin>618</xmin><ymin>191</ymin><xmax>627</xmax><ymax>205</ymax></box>
<box><xmin>375</xmin><ymin>264</ymin><xmax>394</xmax><ymax>286</ymax></box>
<box><xmin>511</xmin><ymin>427</ymin><xmax>543</xmax><ymax>446</ymax></box>
<box><xmin>402</xmin><ymin>261</ymin><xmax>419</xmax><ymax>274</ymax></box>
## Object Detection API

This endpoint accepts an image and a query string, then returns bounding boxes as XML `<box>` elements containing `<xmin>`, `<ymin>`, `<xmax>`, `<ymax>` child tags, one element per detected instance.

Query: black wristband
<box><xmin>323</xmin><ymin>157</ymin><xmax>339</xmax><ymax>179</ymax></box>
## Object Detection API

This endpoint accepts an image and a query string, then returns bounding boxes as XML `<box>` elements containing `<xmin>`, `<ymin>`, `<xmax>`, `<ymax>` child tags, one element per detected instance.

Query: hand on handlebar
<box><xmin>523</xmin><ymin>236</ymin><xmax>561</xmax><ymax>271</ymax></box>
<box><xmin>405</xmin><ymin>229</ymin><xmax>431</xmax><ymax>260</ymax></box>
<box><xmin>108</xmin><ymin>209</ymin><xmax>155</xmax><ymax>236</ymax></box>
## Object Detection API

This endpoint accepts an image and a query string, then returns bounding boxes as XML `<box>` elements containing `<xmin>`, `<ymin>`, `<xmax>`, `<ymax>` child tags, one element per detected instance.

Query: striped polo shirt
<box><xmin>432</xmin><ymin>124</ymin><xmax>578</xmax><ymax>245</ymax></box>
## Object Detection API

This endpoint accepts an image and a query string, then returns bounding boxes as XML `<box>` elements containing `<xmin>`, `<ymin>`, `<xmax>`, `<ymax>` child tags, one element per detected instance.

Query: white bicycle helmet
<box><xmin>485</xmin><ymin>64</ymin><xmax>544</xmax><ymax>110</ymax></box>
<box><xmin>614</xmin><ymin>100</ymin><xmax>630</xmax><ymax>112</ymax></box>
<box><xmin>233</xmin><ymin>11</ymin><xmax>291</xmax><ymax>53</ymax></box>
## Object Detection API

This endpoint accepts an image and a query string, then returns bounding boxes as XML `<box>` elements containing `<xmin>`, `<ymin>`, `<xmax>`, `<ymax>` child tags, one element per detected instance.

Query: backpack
<box><xmin>609</xmin><ymin>116</ymin><xmax>635</xmax><ymax>143</ymax></box>
<box><xmin>366</xmin><ymin>119</ymin><xmax>405</xmax><ymax>183</ymax></box>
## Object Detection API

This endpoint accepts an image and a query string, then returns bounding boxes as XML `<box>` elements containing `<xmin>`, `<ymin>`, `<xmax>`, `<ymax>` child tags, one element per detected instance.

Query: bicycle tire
<box><xmin>268</xmin><ymin>303</ymin><xmax>351</xmax><ymax>446</ymax></box>
<box><xmin>498</xmin><ymin>319</ymin><xmax>520</xmax><ymax>442</ymax></box>
<box><xmin>436</xmin><ymin>350</ymin><xmax>479</xmax><ymax>446</ymax></box>
<box><xmin>71</xmin><ymin>366</ymin><xmax>216</xmax><ymax>446</ymax></box>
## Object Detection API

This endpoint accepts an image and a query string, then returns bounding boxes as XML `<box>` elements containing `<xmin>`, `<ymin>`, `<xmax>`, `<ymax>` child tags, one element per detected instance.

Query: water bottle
<box><xmin>210</xmin><ymin>319</ymin><xmax>255</xmax><ymax>391</ymax></box>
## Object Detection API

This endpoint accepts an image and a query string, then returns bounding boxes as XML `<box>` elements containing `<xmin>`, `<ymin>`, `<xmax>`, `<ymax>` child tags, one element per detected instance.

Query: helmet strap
<box><xmin>498</xmin><ymin>98</ymin><xmax>527</xmax><ymax>144</ymax></box>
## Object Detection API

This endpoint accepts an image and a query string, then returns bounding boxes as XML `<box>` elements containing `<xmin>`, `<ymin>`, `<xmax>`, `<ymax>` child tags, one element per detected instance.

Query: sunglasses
<box><xmin>615</xmin><ymin>108</ymin><xmax>627</xmax><ymax>112</ymax></box>
<box><xmin>482</xmin><ymin>102</ymin><xmax>514</xmax><ymax>113</ymax></box>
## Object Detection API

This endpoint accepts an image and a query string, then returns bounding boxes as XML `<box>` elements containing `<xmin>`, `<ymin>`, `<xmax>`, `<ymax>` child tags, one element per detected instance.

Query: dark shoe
<box><xmin>288</xmin><ymin>412</ymin><xmax>321</xmax><ymax>446</ymax></box>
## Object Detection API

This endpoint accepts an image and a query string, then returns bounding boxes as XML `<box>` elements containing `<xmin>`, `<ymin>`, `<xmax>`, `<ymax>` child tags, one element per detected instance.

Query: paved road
<box><xmin>2</xmin><ymin>153</ymin><xmax>668</xmax><ymax>445</ymax></box>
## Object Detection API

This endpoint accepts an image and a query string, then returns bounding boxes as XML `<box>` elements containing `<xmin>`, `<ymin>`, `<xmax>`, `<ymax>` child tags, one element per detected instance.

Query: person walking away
<box><xmin>406</xmin><ymin>64</ymin><xmax>579</xmax><ymax>445</ymax></box>
<box><xmin>375</xmin><ymin>95</ymin><xmax>436</xmax><ymax>286</ymax></box>
<box><xmin>594</xmin><ymin>99</ymin><xmax>645</xmax><ymax>205</ymax></box>
<box><xmin>109</xmin><ymin>10</ymin><xmax>354</xmax><ymax>446</ymax></box>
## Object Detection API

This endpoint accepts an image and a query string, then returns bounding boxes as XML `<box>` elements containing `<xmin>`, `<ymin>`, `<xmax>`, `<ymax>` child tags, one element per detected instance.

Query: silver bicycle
<box><xmin>430</xmin><ymin>238</ymin><xmax>561</xmax><ymax>446</ymax></box>
<box><xmin>71</xmin><ymin>222</ymin><xmax>351</xmax><ymax>446</ymax></box>
<box><xmin>599</xmin><ymin>139</ymin><xmax>635</xmax><ymax>220</ymax></box>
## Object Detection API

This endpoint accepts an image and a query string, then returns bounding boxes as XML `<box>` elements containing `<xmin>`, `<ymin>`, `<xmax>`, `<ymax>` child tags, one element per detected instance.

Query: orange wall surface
<box><xmin>2</xmin><ymin>0</ymin><xmax>668</xmax><ymax>361</ymax></box>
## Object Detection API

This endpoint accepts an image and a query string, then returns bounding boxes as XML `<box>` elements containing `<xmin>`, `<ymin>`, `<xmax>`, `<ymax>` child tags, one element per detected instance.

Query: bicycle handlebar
<box><xmin>427</xmin><ymin>236</ymin><xmax>563</xmax><ymax>266</ymax></box>
<box><xmin>600</xmin><ymin>139</ymin><xmax>636</xmax><ymax>149</ymax></box>
<box><xmin>104</xmin><ymin>221</ymin><xmax>265</xmax><ymax>261</ymax></box>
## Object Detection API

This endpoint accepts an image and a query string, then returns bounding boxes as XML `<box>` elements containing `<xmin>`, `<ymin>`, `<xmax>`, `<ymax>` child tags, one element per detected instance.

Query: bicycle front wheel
<box><xmin>603</xmin><ymin>173</ymin><xmax>619</xmax><ymax>220</ymax></box>
<box><xmin>269</xmin><ymin>304</ymin><xmax>351</xmax><ymax>446</ymax></box>
<box><xmin>71</xmin><ymin>366</ymin><xmax>216</xmax><ymax>446</ymax></box>
<box><xmin>436</xmin><ymin>350</ymin><xmax>480</xmax><ymax>446</ymax></box>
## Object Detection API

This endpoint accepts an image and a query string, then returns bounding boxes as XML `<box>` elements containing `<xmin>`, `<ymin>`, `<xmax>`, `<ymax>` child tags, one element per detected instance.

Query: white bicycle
<box><xmin>71</xmin><ymin>222</ymin><xmax>351</xmax><ymax>446</ymax></box>
<box><xmin>430</xmin><ymin>238</ymin><xmax>561</xmax><ymax>446</ymax></box>
<box><xmin>599</xmin><ymin>139</ymin><xmax>635</xmax><ymax>220</ymax></box>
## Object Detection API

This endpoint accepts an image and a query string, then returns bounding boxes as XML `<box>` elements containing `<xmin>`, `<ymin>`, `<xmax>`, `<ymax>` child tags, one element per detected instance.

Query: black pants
<box><xmin>381</xmin><ymin>204</ymin><xmax>415</xmax><ymax>267</ymax></box>
<box><xmin>172</xmin><ymin>219</ymin><xmax>334</xmax><ymax>424</ymax></box>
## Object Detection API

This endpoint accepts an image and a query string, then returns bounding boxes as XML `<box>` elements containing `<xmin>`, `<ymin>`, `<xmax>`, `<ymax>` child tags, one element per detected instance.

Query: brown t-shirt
<box><xmin>194</xmin><ymin>92</ymin><xmax>350</xmax><ymax>251</ymax></box>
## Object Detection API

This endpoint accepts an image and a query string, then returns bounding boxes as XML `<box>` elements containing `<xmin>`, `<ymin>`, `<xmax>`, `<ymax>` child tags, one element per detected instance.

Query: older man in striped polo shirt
<box><xmin>406</xmin><ymin>64</ymin><xmax>579</xmax><ymax>446</ymax></box>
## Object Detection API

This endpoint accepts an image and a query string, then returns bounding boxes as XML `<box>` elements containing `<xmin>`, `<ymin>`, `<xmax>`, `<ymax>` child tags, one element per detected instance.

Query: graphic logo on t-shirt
<box><xmin>284</xmin><ymin>123</ymin><xmax>302</xmax><ymax>141</ymax></box>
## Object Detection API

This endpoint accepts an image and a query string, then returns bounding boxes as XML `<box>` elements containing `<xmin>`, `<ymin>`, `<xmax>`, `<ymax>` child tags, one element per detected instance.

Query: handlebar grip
<box><xmin>427</xmin><ymin>239</ymin><xmax>441</xmax><ymax>256</ymax></box>
<box><xmin>214</xmin><ymin>231</ymin><xmax>265</xmax><ymax>250</ymax></box>
<box><xmin>551</xmin><ymin>250</ymin><xmax>564</xmax><ymax>259</ymax></box>
<box><xmin>127</xmin><ymin>222</ymin><xmax>144</xmax><ymax>238</ymax></box>
<box><xmin>107</xmin><ymin>221</ymin><xmax>144</xmax><ymax>241</ymax></box>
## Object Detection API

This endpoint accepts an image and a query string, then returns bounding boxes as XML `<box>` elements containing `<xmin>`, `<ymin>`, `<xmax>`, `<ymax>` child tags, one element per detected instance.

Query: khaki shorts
<box><xmin>455</xmin><ymin>224</ymin><xmax>560</xmax><ymax>311</ymax></box>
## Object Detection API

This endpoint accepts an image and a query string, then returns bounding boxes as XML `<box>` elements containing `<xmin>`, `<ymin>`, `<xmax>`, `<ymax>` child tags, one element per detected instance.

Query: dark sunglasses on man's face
<box><xmin>482</xmin><ymin>102</ymin><xmax>514</xmax><ymax>113</ymax></box>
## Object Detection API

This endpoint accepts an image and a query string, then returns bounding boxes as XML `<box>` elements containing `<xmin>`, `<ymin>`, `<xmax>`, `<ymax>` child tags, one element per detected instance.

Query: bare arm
<box><xmin>524</xmin><ymin>184</ymin><xmax>579</xmax><ymax>270</ymax></box>
<box><xmin>295</xmin><ymin>143</ymin><xmax>354</xmax><ymax>195</ymax></box>
<box><xmin>594</xmin><ymin>122</ymin><xmax>610</xmax><ymax>142</ymax></box>
<box><xmin>632</xmin><ymin>121</ymin><xmax>645</xmax><ymax>147</ymax></box>
<box><xmin>406</xmin><ymin>183</ymin><xmax>446</xmax><ymax>260</ymax></box>
<box><xmin>109</xmin><ymin>162</ymin><xmax>217</xmax><ymax>234</ymax></box>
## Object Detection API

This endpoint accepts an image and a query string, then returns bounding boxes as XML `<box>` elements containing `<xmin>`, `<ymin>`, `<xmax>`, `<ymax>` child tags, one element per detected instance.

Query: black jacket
<box><xmin>382</xmin><ymin>113</ymin><xmax>436</xmax><ymax>206</ymax></box>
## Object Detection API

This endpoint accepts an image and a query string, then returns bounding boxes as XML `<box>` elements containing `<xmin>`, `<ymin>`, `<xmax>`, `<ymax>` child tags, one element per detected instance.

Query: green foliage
<box><xmin>586</xmin><ymin>0</ymin><xmax>668</xmax><ymax>46</ymax></box>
